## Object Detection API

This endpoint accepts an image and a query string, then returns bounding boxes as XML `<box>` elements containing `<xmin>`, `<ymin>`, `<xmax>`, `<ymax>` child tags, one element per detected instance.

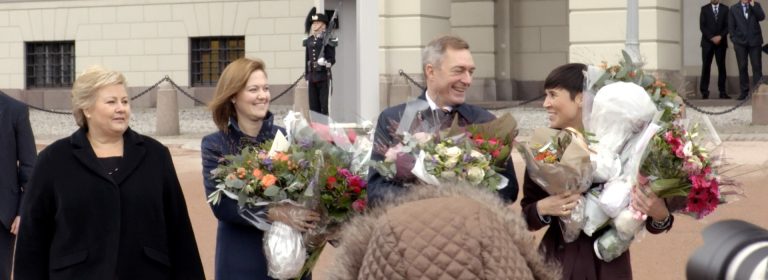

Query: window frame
<box><xmin>25</xmin><ymin>41</ymin><xmax>76</xmax><ymax>89</ymax></box>
<box><xmin>189</xmin><ymin>36</ymin><xmax>246</xmax><ymax>87</ymax></box>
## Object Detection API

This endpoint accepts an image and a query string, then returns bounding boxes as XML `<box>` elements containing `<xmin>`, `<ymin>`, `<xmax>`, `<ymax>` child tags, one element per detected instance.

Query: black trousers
<box><xmin>0</xmin><ymin>225</ymin><xmax>13</xmax><ymax>280</ymax></box>
<box><xmin>733</xmin><ymin>43</ymin><xmax>763</xmax><ymax>95</ymax></box>
<box><xmin>308</xmin><ymin>80</ymin><xmax>329</xmax><ymax>116</ymax></box>
<box><xmin>700</xmin><ymin>43</ymin><xmax>728</xmax><ymax>96</ymax></box>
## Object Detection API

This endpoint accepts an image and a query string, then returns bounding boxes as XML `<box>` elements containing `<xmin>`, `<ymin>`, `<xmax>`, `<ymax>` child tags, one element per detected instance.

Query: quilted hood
<box><xmin>328</xmin><ymin>184</ymin><xmax>560</xmax><ymax>280</ymax></box>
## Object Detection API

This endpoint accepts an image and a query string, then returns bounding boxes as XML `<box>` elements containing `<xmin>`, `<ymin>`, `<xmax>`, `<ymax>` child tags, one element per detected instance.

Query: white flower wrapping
<box><xmin>583</xmin><ymin>82</ymin><xmax>659</xmax><ymax>235</ymax></box>
<box><xmin>264</xmin><ymin>222</ymin><xmax>307</xmax><ymax>279</ymax></box>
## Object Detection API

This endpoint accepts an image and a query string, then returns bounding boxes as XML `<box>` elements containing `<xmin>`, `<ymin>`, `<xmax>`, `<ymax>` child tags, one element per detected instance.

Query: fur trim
<box><xmin>328</xmin><ymin>183</ymin><xmax>561</xmax><ymax>280</ymax></box>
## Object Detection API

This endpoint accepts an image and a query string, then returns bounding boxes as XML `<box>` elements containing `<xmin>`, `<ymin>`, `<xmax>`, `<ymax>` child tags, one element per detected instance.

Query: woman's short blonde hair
<box><xmin>71</xmin><ymin>65</ymin><xmax>127</xmax><ymax>128</ymax></box>
<box><xmin>209</xmin><ymin>57</ymin><xmax>267</xmax><ymax>132</ymax></box>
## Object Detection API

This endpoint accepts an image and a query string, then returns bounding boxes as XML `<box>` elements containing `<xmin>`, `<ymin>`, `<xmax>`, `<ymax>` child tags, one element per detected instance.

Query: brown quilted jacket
<box><xmin>329</xmin><ymin>184</ymin><xmax>560</xmax><ymax>280</ymax></box>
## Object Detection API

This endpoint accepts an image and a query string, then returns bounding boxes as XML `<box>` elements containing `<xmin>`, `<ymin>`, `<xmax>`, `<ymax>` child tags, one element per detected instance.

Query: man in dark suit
<box><xmin>367</xmin><ymin>35</ymin><xmax>519</xmax><ymax>206</ymax></box>
<box><xmin>0</xmin><ymin>92</ymin><xmax>36</xmax><ymax>279</ymax></box>
<box><xmin>700</xmin><ymin>0</ymin><xmax>730</xmax><ymax>99</ymax></box>
<box><xmin>304</xmin><ymin>7</ymin><xmax>337</xmax><ymax>116</ymax></box>
<box><xmin>729</xmin><ymin>0</ymin><xmax>765</xmax><ymax>100</ymax></box>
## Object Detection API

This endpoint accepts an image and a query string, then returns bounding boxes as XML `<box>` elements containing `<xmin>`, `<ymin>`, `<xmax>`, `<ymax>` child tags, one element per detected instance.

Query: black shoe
<box><xmin>719</xmin><ymin>93</ymin><xmax>731</xmax><ymax>99</ymax></box>
<box><xmin>737</xmin><ymin>94</ymin><xmax>748</xmax><ymax>100</ymax></box>
<box><xmin>701</xmin><ymin>92</ymin><xmax>709</xmax><ymax>99</ymax></box>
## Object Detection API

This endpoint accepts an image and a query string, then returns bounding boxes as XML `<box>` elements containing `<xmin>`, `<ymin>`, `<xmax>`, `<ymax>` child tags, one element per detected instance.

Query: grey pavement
<box><xmin>28</xmin><ymin>102</ymin><xmax>768</xmax><ymax>150</ymax></box>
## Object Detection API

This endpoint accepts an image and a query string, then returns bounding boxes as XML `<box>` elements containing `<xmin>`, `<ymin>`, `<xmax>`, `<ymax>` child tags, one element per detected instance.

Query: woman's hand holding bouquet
<box><xmin>518</xmin><ymin>127</ymin><xmax>593</xmax><ymax>242</ymax></box>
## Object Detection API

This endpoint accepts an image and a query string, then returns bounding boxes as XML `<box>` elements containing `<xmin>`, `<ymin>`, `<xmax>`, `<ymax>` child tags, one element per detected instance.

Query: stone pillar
<box><xmin>753</xmin><ymin>85</ymin><xmax>768</xmax><ymax>125</ymax></box>
<box><xmin>156</xmin><ymin>81</ymin><xmax>180</xmax><ymax>136</ymax></box>
<box><xmin>293</xmin><ymin>80</ymin><xmax>310</xmax><ymax>120</ymax></box>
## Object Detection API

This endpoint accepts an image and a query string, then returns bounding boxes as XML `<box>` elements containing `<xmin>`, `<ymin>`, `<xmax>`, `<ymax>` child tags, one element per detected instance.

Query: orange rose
<box><xmin>252</xmin><ymin>169</ymin><xmax>263</xmax><ymax>179</ymax></box>
<box><xmin>236</xmin><ymin>167</ymin><xmax>246</xmax><ymax>179</ymax></box>
<box><xmin>260</xmin><ymin>174</ymin><xmax>277</xmax><ymax>188</ymax></box>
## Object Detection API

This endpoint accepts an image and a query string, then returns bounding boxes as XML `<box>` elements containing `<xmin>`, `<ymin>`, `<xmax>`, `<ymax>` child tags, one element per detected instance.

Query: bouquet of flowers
<box><xmin>208</xmin><ymin>111</ymin><xmax>371</xmax><ymax>279</ymax></box>
<box><xmin>518</xmin><ymin>127</ymin><xmax>593</xmax><ymax>242</ymax></box>
<box><xmin>372</xmin><ymin>102</ymin><xmax>517</xmax><ymax>191</ymax></box>
<box><xmin>585</xmin><ymin>52</ymin><xmax>742</xmax><ymax>262</ymax></box>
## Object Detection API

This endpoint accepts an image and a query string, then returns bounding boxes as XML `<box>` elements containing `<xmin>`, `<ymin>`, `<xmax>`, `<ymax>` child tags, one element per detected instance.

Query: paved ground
<box><xmin>29</xmin><ymin>102</ymin><xmax>768</xmax><ymax>279</ymax></box>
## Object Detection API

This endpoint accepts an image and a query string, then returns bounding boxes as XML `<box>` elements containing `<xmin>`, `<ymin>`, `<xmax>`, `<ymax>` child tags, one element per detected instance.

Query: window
<box><xmin>190</xmin><ymin>36</ymin><xmax>245</xmax><ymax>87</ymax></box>
<box><xmin>25</xmin><ymin>41</ymin><xmax>75</xmax><ymax>88</ymax></box>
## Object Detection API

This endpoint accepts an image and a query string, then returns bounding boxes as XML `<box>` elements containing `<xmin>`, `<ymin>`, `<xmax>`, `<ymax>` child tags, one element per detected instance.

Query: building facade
<box><xmin>0</xmin><ymin>0</ymin><xmax>753</xmax><ymax>122</ymax></box>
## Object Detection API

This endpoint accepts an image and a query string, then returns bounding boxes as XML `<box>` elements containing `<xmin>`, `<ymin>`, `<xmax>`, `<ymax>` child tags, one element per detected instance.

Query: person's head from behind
<box><xmin>209</xmin><ymin>57</ymin><xmax>270</xmax><ymax>133</ymax></box>
<box><xmin>72</xmin><ymin>65</ymin><xmax>129</xmax><ymax>137</ymax></box>
<box><xmin>543</xmin><ymin>63</ymin><xmax>586</xmax><ymax>130</ymax></box>
<box><xmin>422</xmin><ymin>35</ymin><xmax>475</xmax><ymax>108</ymax></box>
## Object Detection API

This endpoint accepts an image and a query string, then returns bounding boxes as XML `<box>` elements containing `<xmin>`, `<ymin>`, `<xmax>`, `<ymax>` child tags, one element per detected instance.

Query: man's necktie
<box><xmin>436</xmin><ymin>108</ymin><xmax>454</xmax><ymax>126</ymax></box>
<box><xmin>744</xmin><ymin>4</ymin><xmax>749</xmax><ymax>19</ymax></box>
<box><xmin>714</xmin><ymin>5</ymin><xmax>718</xmax><ymax>21</ymax></box>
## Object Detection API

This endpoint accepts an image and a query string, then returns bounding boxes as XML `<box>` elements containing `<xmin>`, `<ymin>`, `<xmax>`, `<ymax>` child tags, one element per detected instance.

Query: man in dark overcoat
<box><xmin>0</xmin><ymin>92</ymin><xmax>36</xmax><ymax>280</ymax></box>
<box><xmin>366</xmin><ymin>35</ymin><xmax>519</xmax><ymax>206</ymax></box>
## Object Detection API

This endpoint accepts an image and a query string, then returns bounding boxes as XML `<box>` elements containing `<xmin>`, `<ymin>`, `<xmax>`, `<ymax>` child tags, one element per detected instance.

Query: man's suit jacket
<box><xmin>14</xmin><ymin>128</ymin><xmax>204</xmax><ymax>280</ymax></box>
<box><xmin>701</xmin><ymin>3</ymin><xmax>729</xmax><ymax>48</ymax></box>
<box><xmin>729</xmin><ymin>1</ymin><xmax>765</xmax><ymax>47</ymax></box>
<box><xmin>0</xmin><ymin>92</ymin><xmax>36</xmax><ymax>231</ymax></box>
<box><xmin>366</xmin><ymin>92</ymin><xmax>519</xmax><ymax>206</ymax></box>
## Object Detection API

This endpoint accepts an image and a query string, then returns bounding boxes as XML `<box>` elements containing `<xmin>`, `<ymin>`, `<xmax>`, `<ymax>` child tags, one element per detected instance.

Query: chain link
<box><xmin>269</xmin><ymin>73</ymin><xmax>306</xmax><ymax>103</ymax></box>
<box><xmin>398</xmin><ymin>69</ymin><xmax>426</xmax><ymax>91</ymax></box>
<box><xmin>398</xmin><ymin>69</ymin><xmax>545</xmax><ymax>108</ymax></box>
<box><xmin>16</xmin><ymin>70</ymin><xmax>756</xmax><ymax>115</ymax></box>
<box><xmin>680</xmin><ymin>94</ymin><xmax>751</xmax><ymax>115</ymax></box>
<box><xmin>16</xmin><ymin>73</ymin><xmax>306</xmax><ymax>114</ymax></box>
<box><xmin>163</xmin><ymin>76</ymin><xmax>208</xmax><ymax>105</ymax></box>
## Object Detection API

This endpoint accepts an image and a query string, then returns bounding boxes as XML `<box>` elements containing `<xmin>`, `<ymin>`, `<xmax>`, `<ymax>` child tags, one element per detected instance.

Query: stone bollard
<box><xmin>753</xmin><ymin>84</ymin><xmax>768</xmax><ymax>125</ymax></box>
<box><xmin>293</xmin><ymin>80</ymin><xmax>310</xmax><ymax>120</ymax></box>
<box><xmin>156</xmin><ymin>81</ymin><xmax>180</xmax><ymax>136</ymax></box>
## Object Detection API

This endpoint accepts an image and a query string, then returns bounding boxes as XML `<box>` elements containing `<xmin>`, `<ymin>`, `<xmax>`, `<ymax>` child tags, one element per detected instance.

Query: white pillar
<box><xmin>357</xmin><ymin>0</ymin><xmax>379</xmax><ymax>121</ymax></box>
<box><xmin>626</xmin><ymin>0</ymin><xmax>641</xmax><ymax>63</ymax></box>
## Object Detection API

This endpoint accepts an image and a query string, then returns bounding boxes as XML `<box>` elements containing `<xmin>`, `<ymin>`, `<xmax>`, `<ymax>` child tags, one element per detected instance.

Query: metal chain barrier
<box><xmin>270</xmin><ymin>73</ymin><xmax>306</xmax><ymax>103</ymax></box>
<box><xmin>398</xmin><ymin>69</ymin><xmax>544</xmax><ymax>108</ymax></box>
<box><xmin>398</xmin><ymin>69</ymin><xmax>426</xmax><ymax>91</ymax></box>
<box><xmin>17</xmin><ymin>70</ymin><xmax>755</xmax><ymax>115</ymax></box>
<box><xmin>18</xmin><ymin>73</ymin><xmax>306</xmax><ymax>114</ymax></box>
<box><xmin>676</xmin><ymin>78</ymin><xmax>765</xmax><ymax>115</ymax></box>
<box><xmin>679</xmin><ymin>94</ymin><xmax>751</xmax><ymax>115</ymax></box>
<box><xmin>163</xmin><ymin>76</ymin><xmax>208</xmax><ymax>106</ymax></box>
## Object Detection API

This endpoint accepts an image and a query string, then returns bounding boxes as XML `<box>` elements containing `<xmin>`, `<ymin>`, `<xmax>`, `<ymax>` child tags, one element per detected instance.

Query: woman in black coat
<box><xmin>201</xmin><ymin>57</ymin><xmax>320</xmax><ymax>279</ymax></box>
<box><xmin>14</xmin><ymin>66</ymin><xmax>204</xmax><ymax>280</ymax></box>
<box><xmin>520</xmin><ymin>63</ymin><xmax>674</xmax><ymax>280</ymax></box>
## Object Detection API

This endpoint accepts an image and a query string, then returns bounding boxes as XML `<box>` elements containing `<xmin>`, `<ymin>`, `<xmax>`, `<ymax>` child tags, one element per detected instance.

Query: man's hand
<box><xmin>712</xmin><ymin>35</ymin><xmax>722</xmax><ymax>45</ymax></box>
<box><xmin>10</xmin><ymin>216</ymin><xmax>20</xmax><ymax>235</ymax></box>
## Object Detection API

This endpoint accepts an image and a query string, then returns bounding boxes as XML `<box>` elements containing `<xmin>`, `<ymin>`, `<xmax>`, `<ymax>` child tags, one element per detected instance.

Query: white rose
<box><xmin>443</xmin><ymin>146</ymin><xmax>462</xmax><ymax>159</ymax></box>
<box><xmin>444</xmin><ymin>158</ymin><xmax>459</xmax><ymax>168</ymax></box>
<box><xmin>467</xmin><ymin>167</ymin><xmax>485</xmax><ymax>185</ymax></box>
<box><xmin>470</xmin><ymin>150</ymin><xmax>484</xmax><ymax>160</ymax></box>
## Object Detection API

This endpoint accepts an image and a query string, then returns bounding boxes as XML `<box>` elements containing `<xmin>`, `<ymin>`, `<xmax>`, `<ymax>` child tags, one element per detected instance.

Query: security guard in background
<box><xmin>304</xmin><ymin>7</ymin><xmax>337</xmax><ymax>116</ymax></box>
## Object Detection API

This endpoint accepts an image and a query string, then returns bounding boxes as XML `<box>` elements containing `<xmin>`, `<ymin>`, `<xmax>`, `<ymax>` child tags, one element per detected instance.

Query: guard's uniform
<box><xmin>304</xmin><ymin>34</ymin><xmax>336</xmax><ymax>116</ymax></box>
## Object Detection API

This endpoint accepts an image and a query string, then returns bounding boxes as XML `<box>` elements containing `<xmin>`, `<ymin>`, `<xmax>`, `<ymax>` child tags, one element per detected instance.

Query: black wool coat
<box><xmin>14</xmin><ymin>127</ymin><xmax>204</xmax><ymax>280</ymax></box>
